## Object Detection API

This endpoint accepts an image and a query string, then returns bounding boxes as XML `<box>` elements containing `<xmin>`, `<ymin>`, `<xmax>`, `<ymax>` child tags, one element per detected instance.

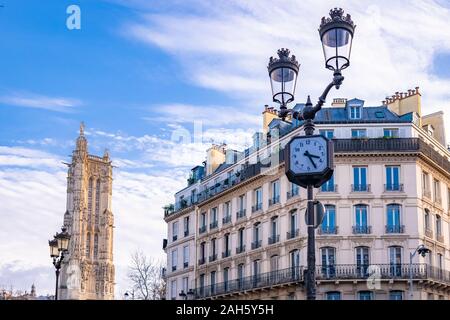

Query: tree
<box><xmin>127</xmin><ymin>251</ymin><xmax>166</xmax><ymax>300</ymax></box>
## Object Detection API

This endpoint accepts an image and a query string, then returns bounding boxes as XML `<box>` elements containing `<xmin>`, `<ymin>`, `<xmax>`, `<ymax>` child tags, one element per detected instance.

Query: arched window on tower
<box><xmin>95</xmin><ymin>179</ymin><xmax>101</xmax><ymax>225</ymax></box>
<box><xmin>88</xmin><ymin>178</ymin><xmax>93</xmax><ymax>222</ymax></box>
<box><xmin>86</xmin><ymin>233</ymin><xmax>91</xmax><ymax>258</ymax></box>
<box><xmin>94</xmin><ymin>233</ymin><xmax>99</xmax><ymax>259</ymax></box>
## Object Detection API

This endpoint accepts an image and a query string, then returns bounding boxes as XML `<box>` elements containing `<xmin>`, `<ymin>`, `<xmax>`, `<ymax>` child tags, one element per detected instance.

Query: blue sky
<box><xmin>1</xmin><ymin>0</ymin><xmax>450</xmax><ymax>298</ymax></box>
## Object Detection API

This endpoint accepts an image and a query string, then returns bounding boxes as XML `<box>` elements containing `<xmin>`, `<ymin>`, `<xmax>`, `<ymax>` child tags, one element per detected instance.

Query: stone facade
<box><xmin>59</xmin><ymin>123</ymin><xmax>115</xmax><ymax>300</ymax></box>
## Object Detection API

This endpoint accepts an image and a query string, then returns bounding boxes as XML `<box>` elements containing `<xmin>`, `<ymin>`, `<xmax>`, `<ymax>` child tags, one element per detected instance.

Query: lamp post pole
<box><xmin>49</xmin><ymin>226</ymin><xmax>71</xmax><ymax>301</ymax></box>
<box><xmin>408</xmin><ymin>244</ymin><xmax>430</xmax><ymax>300</ymax></box>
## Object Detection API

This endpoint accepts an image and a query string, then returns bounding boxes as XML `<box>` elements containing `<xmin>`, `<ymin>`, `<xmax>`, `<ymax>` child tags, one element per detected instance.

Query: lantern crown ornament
<box><xmin>267</xmin><ymin>48</ymin><xmax>300</xmax><ymax>74</ymax></box>
<box><xmin>319</xmin><ymin>8</ymin><xmax>355</xmax><ymax>35</ymax></box>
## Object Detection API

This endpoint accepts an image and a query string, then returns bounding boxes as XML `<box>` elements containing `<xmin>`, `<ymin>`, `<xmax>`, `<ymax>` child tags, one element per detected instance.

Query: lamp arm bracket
<box><xmin>313</xmin><ymin>72</ymin><xmax>344</xmax><ymax>114</ymax></box>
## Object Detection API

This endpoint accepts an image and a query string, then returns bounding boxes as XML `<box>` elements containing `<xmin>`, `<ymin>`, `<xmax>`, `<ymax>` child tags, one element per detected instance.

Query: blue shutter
<box><xmin>386</xmin><ymin>167</ymin><xmax>392</xmax><ymax>189</ymax></box>
<box><xmin>393</xmin><ymin>167</ymin><xmax>399</xmax><ymax>189</ymax></box>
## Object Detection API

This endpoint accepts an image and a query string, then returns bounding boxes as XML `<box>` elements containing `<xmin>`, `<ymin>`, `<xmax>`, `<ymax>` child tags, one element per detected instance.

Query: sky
<box><xmin>0</xmin><ymin>0</ymin><xmax>450</xmax><ymax>298</ymax></box>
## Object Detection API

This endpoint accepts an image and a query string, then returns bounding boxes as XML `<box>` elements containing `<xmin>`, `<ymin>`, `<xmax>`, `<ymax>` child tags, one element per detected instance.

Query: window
<box><xmin>237</xmin><ymin>228</ymin><xmax>245</xmax><ymax>252</ymax></box>
<box><xmin>322</xmin><ymin>205</ymin><xmax>336</xmax><ymax>234</ymax></box>
<box><xmin>190</xmin><ymin>189</ymin><xmax>196</xmax><ymax>204</ymax></box>
<box><xmin>434</xmin><ymin>179</ymin><xmax>441</xmax><ymax>203</ymax></box>
<box><xmin>200</xmin><ymin>212</ymin><xmax>207</xmax><ymax>229</ymax></box>
<box><xmin>386</xmin><ymin>204</ymin><xmax>402</xmax><ymax>233</ymax></box>
<box><xmin>183</xmin><ymin>216</ymin><xmax>189</xmax><ymax>236</ymax></box>
<box><xmin>270</xmin><ymin>180</ymin><xmax>280</xmax><ymax>204</ymax></box>
<box><xmin>199</xmin><ymin>274</ymin><xmax>205</xmax><ymax>295</ymax></box>
<box><xmin>349</xmin><ymin>106</ymin><xmax>361</xmax><ymax>119</ymax></box>
<box><xmin>353</xmin><ymin>167</ymin><xmax>368</xmax><ymax>191</ymax></box>
<box><xmin>88</xmin><ymin>178</ymin><xmax>93</xmax><ymax>221</ymax></box>
<box><xmin>290</xmin><ymin>249</ymin><xmax>301</xmax><ymax>280</ymax></box>
<box><xmin>170</xmin><ymin>280</ymin><xmax>177</xmax><ymax>300</ymax></box>
<box><xmin>375</xmin><ymin>111</ymin><xmax>385</xmax><ymax>118</ymax></box>
<box><xmin>326</xmin><ymin>291</ymin><xmax>341</xmax><ymax>300</ymax></box>
<box><xmin>252</xmin><ymin>259</ymin><xmax>261</xmax><ymax>283</ymax></box>
<box><xmin>355</xmin><ymin>247</ymin><xmax>369</xmax><ymax>276</ymax></box>
<box><xmin>95</xmin><ymin>179</ymin><xmax>100</xmax><ymax>224</ymax></box>
<box><xmin>93</xmin><ymin>234</ymin><xmax>99</xmax><ymax>259</ymax></box>
<box><xmin>223</xmin><ymin>268</ymin><xmax>229</xmax><ymax>291</ymax></box>
<box><xmin>252</xmin><ymin>223</ymin><xmax>261</xmax><ymax>249</ymax></box>
<box><xmin>210</xmin><ymin>238</ymin><xmax>217</xmax><ymax>261</ymax></box>
<box><xmin>428</xmin><ymin>251</ymin><xmax>433</xmax><ymax>267</ymax></box>
<box><xmin>172</xmin><ymin>221</ymin><xmax>179</xmax><ymax>241</ymax></box>
<box><xmin>223</xmin><ymin>233</ymin><xmax>230</xmax><ymax>257</ymax></box>
<box><xmin>354</xmin><ymin>204</ymin><xmax>369</xmax><ymax>234</ymax></box>
<box><xmin>385</xmin><ymin>166</ymin><xmax>400</xmax><ymax>191</ymax></box>
<box><xmin>182</xmin><ymin>277</ymin><xmax>189</xmax><ymax>294</ymax></box>
<box><xmin>210</xmin><ymin>271</ymin><xmax>216</xmax><ymax>294</ymax></box>
<box><xmin>253</xmin><ymin>187</ymin><xmax>262</xmax><ymax>211</ymax></box>
<box><xmin>237</xmin><ymin>264</ymin><xmax>245</xmax><ymax>289</ymax></box>
<box><xmin>321</xmin><ymin>247</ymin><xmax>336</xmax><ymax>278</ymax></box>
<box><xmin>384</xmin><ymin>128</ymin><xmax>399</xmax><ymax>138</ymax></box>
<box><xmin>424</xmin><ymin>209</ymin><xmax>431</xmax><ymax>232</ymax></box>
<box><xmin>436</xmin><ymin>215</ymin><xmax>442</xmax><ymax>237</ymax></box>
<box><xmin>389</xmin><ymin>291</ymin><xmax>403</xmax><ymax>300</ymax></box>
<box><xmin>224</xmin><ymin>201</ymin><xmax>231</xmax><ymax>218</ymax></box>
<box><xmin>321</xmin><ymin>173</ymin><xmax>335</xmax><ymax>192</ymax></box>
<box><xmin>427</xmin><ymin>293</ymin><xmax>434</xmax><ymax>300</ymax></box>
<box><xmin>270</xmin><ymin>255</ymin><xmax>279</xmax><ymax>273</ymax></box>
<box><xmin>437</xmin><ymin>254</ymin><xmax>443</xmax><ymax>279</ymax></box>
<box><xmin>422</xmin><ymin>172</ymin><xmax>430</xmax><ymax>195</ymax></box>
<box><xmin>85</xmin><ymin>233</ymin><xmax>91</xmax><ymax>258</ymax></box>
<box><xmin>239</xmin><ymin>195</ymin><xmax>246</xmax><ymax>211</ymax></box>
<box><xmin>269</xmin><ymin>216</ymin><xmax>279</xmax><ymax>244</ymax></box>
<box><xmin>319</xmin><ymin>129</ymin><xmax>334</xmax><ymax>139</ymax></box>
<box><xmin>358</xmin><ymin>291</ymin><xmax>373</xmax><ymax>300</ymax></box>
<box><xmin>200</xmin><ymin>242</ymin><xmax>206</xmax><ymax>262</ymax></box>
<box><xmin>289</xmin><ymin>210</ymin><xmax>298</xmax><ymax>238</ymax></box>
<box><xmin>183</xmin><ymin>245</ymin><xmax>189</xmax><ymax>268</ymax></box>
<box><xmin>351</xmin><ymin>129</ymin><xmax>366</xmax><ymax>138</ymax></box>
<box><xmin>210</xmin><ymin>207</ymin><xmax>218</xmax><ymax>228</ymax></box>
<box><xmin>171</xmin><ymin>249</ymin><xmax>177</xmax><ymax>271</ymax></box>
<box><xmin>389</xmin><ymin>246</ymin><xmax>402</xmax><ymax>276</ymax></box>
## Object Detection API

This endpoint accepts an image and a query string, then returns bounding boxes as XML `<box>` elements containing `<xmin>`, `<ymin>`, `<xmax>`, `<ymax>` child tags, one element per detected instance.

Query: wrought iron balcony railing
<box><xmin>184</xmin><ymin>230</ymin><xmax>189</xmax><ymax>237</ymax></box>
<box><xmin>252</xmin><ymin>203</ymin><xmax>262</xmax><ymax>213</ymax></box>
<box><xmin>287</xmin><ymin>189</ymin><xmax>299</xmax><ymax>199</ymax></box>
<box><xmin>210</xmin><ymin>221</ymin><xmax>218</xmax><ymax>230</ymax></box>
<box><xmin>287</xmin><ymin>229</ymin><xmax>299</xmax><ymax>239</ymax></box>
<box><xmin>384</xmin><ymin>184</ymin><xmax>404</xmax><ymax>192</ymax></box>
<box><xmin>269</xmin><ymin>196</ymin><xmax>280</xmax><ymax>206</ymax></box>
<box><xmin>236</xmin><ymin>245</ymin><xmax>246</xmax><ymax>254</ymax></box>
<box><xmin>351</xmin><ymin>184</ymin><xmax>371</xmax><ymax>192</ymax></box>
<box><xmin>352</xmin><ymin>225</ymin><xmax>372</xmax><ymax>234</ymax></box>
<box><xmin>183</xmin><ymin>262</ymin><xmax>188</xmax><ymax>268</ymax></box>
<box><xmin>194</xmin><ymin>266</ymin><xmax>303</xmax><ymax>299</ymax></box>
<box><xmin>222</xmin><ymin>250</ymin><xmax>231</xmax><ymax>258</ymax></box>
<box><xmin>172</xmin><ymin>265</ymin><xmax>177</xmax><ymax>272</ymax></box>
<box><xmin>318</xmin><ymin>226</ymin><xmax>338</xmax><ymax>235</ymax></box>
<box><xmin>251</xmin><ymin>240</ymin><xmax>262</xmax><ymax>250</ymax></box>
<box><xmin>198</xmin><ymin>257</ymin><xmax>205</xmax><ymax>265</ymax></box>
<box><xmin>172</xmin><ymin>235</ymin><xmax>178</xmax><ymax>242</ymax></box>
<box><xmin>236</xmin><ymin>209</ymin><xmax>246</xmax><ymax>220</ymax></box>
<box><xmin>321</xmin><ymin>184</ymin><xmax>337</xmax><ymax>192</ymax></box>
<box><xmin>385</xmin><ymin>225</ymin><xmax>405</xmax><ymax>234</ymax></box>
<box><xmin>268</xmin><ymin>234</ymin><xmax>280</xmax><ymax>245</ymax></box>
<box><xmin>209</xmin><ymin>254</ymin><xmax>217</xmax><ymax>262</ymax></box>
<box><xmin>222</xmin><ymin>215</ymin><xmax>232</xmax><ymax>225</ymax></box>
<box><xmin>199</xmin><ymin>225</ymin><xmax>207</xmax><ymax>234</ymax></box>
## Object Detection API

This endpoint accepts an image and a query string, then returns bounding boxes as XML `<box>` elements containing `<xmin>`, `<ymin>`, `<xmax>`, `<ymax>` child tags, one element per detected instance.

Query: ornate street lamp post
<box><xmin>267</xmin><ymin>8</ymin><xmax>355</xmax><ymax>300</ymax></box>
<box><xmin>48</xmin><ymin>226</ymin><xmax>70</xmax><ymax>300</ymax></box>
<box><xmin>409</xmin><ymin>244</ymin><xmax>430</xmax><ymax>300</ymax></box>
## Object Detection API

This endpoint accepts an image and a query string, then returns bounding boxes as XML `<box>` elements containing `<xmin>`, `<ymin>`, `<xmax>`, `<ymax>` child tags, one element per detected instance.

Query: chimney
<box><xmin>262</xmin><ymin>104</ymin><xmax>279</xmax><ymax>134</ymax></box>
<box><xmin>331</xmin><ymin>98</ymin><xmax>347</xmax><ymax>107</ymax></box>
<box><xmin>385</xmin><ymin>87</ymin><xmax>421</xmax><ymax>121</ymax></box>
<box><xmin>205</xmin><ymin>143</ymin><xmax>227</xmax><ymax>175</ymax></box>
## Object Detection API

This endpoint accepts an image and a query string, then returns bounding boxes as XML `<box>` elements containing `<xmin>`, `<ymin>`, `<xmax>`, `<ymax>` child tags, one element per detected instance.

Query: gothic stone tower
<box><xmin>59</xmin><ymin>123</ymin><xmax>115</xmax><ymax>300</ymax></box>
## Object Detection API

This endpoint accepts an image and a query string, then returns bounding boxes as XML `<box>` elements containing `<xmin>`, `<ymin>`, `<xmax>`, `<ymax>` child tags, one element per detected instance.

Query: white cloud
<box><xmin>0</xmin><ymin>92</ymin><xmax>81</xmax><ymax>112</ymax></box>
<box><xmin>124</xmin><ymin>0</ymin><xmax>450</xmax><ymax>141</ymax></box>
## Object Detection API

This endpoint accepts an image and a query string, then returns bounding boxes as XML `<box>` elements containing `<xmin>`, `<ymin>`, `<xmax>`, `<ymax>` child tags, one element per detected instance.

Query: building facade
<box><xmin>58</xmin><ymin>123</ymin><xmax>115</xmax><ymax>300</ymax></box>
<box><xmin>163</xmin><ymin>88</ymin><xmax>450</xmax><ymax>300</ymax></box>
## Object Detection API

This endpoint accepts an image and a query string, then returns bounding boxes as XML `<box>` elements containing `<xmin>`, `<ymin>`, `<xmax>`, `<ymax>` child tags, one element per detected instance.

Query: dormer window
<box><xmin>349</xmin><ymin>105</ymin><xmax>361</xmax><ymax>119</ymax></box>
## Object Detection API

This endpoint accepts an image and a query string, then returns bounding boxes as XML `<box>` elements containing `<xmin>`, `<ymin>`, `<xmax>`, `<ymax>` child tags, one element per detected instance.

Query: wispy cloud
<box><xmin>0</xmin><ymin>92</ymin><xmax>81</xmax><ymax>112</ymax></box>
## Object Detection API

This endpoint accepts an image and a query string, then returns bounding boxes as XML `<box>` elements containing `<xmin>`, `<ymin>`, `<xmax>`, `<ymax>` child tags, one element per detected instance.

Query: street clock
<box><xmin>285</xmin><ymin>135</ymin><xmax>334</xmax><ymax>188</ymax></box>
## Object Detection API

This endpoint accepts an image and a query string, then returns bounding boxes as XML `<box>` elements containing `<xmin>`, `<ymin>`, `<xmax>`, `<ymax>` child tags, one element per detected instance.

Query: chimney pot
<box><xmin>415</xmin><ymin>86</ymin><xmax>420</xmax><ymax>94</ymax></box>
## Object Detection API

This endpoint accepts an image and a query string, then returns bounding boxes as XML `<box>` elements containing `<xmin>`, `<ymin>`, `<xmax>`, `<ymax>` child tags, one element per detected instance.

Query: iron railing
<box><xmin>252</xmin><ymin>203</ymin><xmax>263</xmax><ymax>213</ymax></box>
<box><xmin>384</xmin><ymin>184</ymin><xmax>404</xmax><ymax>192</ymax></box>
<box><xmin>199</xmin><ymin>225</ymin><xmax>207</xmax><ymax>234</ymax></box>
<box><xmin>321</xmin><ymin>184</ymin><xmax>337</xmax><ymax>192</ymax></box>
<box><xmin>210</xmin><ymin>221</ymin><xmax>218</xmax><ymax>229</ymax></box>
<box><xmin>184</xmin><ymin>230</ymin><xmax>189</xmax><ymax>237</ymax></box>
<box><xmin>385</xmin><ymin>225</ymin><xmax>405</xmax><ymax>234</ymax></box>
<box><xmin>222</xmin><ymin>250</ymin><xmax>231</xmax><ymax>258</ymax></box>
<box><xmin>287</xmin><ymin>189</ymin><xmax>299</xmax><ymax>199</ymax></box>
<box><xmin>269</xmin><ymin>196</ymin><xmax>280</xmax><ymax>206</ymax></box>
<box><xmin>352</xmin><ymin>225</ymin><xmax>372</xmax><ymax>234</ymax></box>
<box><xmin>287</xmin><ymin>229</ymin><xmax>299</xmax><ymax>239</ymax></box>
<box><xmin>318</xmin><ymin>226</ymin><xmax>338</xmax><ymax>235</ymax></box>
<box><xmin>236</xmin><ymin>209</ymin><xmax>246</xmax><ymax>220</ymax></box>
<box><xmin>251</xmin><ymin>240</ymin><xmax>262</xmax><ymax>250</ymax></box>
<box><xmin>172</xmin><ymin>235</ymin><xmax>178</xmax><ymax>242</ymax></box>
<box><xmin>268</xmin><ymin>234</ymin><xmax>280</xmax><ymax>244</ymax></box>
<box><xmin>209</xmin><ymin>254</ymin><xmax>217</xmax><ymax>262</ymax></box>
<box><xmin>222</xmin><ymin>215</ymin><xmax>232</xmax><ymax>225</ymax></box>
<box><xmin>351</xmin><ymin>184</ymin><xmax>371</xmax><ymax>192</ymax></box>
<box><xmin>198</xmin><ymin>257</ymin><xmax>205</xmax><ymax>265</ymax></box>
<box><xmin>236</xmin><ymin>245</ymin><xmax>246</xmax><ymax>254</ymax></box>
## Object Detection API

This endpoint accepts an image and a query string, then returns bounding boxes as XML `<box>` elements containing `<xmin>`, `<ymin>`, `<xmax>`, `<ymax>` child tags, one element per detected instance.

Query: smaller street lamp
<box><xmin>179</xmin><ymin>290</ymin><xmax>187</xmax><ymax>300</ymax></box>
<box><xmin>409</xmin><ymin>244</ymin><xmax>430</xmax><ymax>300</ymax></box>
<box><xmin>187</xmin><ymin>289</ymin><xmax>195</xmax><ymax>300</ymax></box>
<box><xmin>48</xmin><ymin>226</ymin><xmax>70</xmax><ymax>300</ymax></box>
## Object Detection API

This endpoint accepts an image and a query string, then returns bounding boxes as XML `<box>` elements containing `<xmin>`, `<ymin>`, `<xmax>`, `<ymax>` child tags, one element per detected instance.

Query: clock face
<box><xmin>289</xmin><ymin>136</ymin><xmax>328</xmax><ymax>174</ymax></box>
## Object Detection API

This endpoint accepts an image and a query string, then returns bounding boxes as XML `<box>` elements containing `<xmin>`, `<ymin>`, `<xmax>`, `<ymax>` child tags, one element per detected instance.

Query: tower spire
<box><xmin>74</xmin><ymin>122</ymin><xmax>88</xmax><ymax>157</ymax></box>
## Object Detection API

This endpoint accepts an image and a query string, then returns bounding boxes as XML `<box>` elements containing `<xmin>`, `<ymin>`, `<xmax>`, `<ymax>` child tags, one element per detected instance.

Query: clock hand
<box><xmin>303</xmin><ymin>151</ymin><xmax>317</xmax><ymax>169</ymax></box>
<box><xmin>308</xmin><ymin>153</ymin><xmax>320</xmax><ymax>159</ymax></box>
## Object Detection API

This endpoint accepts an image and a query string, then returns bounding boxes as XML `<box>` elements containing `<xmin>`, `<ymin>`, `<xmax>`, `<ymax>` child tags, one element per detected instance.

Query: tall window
<box><xmin>210</xmin><ymin>207</ymin><xmax>218</xmax><ymax>228</ymax></box>
<box><xmin>237</xmin><ymin>264</ymin><xmax>245</xmax><ymax>289</ymax></box>
<box><xmin>170</xmin><ymin>280</ymin><xmax>177</xmax><ymax>300</ymax></box>
<box><xmin>172</xmin><ymin>221</ymin><xmax>179</xmax><ymax>241</ymax></box>
<box><xmin>254</xmin><ymin>187</ymin><xmax>262</xmax><ymax>211</ymax></box>
<box><xmin>171</xmin><ymin>249</ymin><xmax>177</xmax><ymax>271</ymax></box>
<box><xmin>436</xmin><ymin>215</ymin><xmax>442</xmax><ymax>237</ymax></box>
<box><xmin>93</xmin><ymin>233</ymin><xmax>99</xmax><ymax>259</ymax></box>
<box><xmin>95</xmin><ymin>179</ymin><xmax>100</xmax><ymax>224</ymax></box>
<box><xmin>199</xmin><ymin>274</ymin><xmax>205</xmax><ymax>295</ymax></box>
<box><xmin>271</xmin><ymin>180</ymin><xmax>280</xmax><ymax>204</ymax></box>
<box><xmin>239</xmin><ymin>195</ymin><xmax>246</xmax><ymax>211</ymax></box>
<box><xmin>326</xmin><ymin>291</ymin><xmax>341</xmax><ymax>300</ymax></box>
<box><xmin>386</xmin><ymin>204</ymin><xmax>402</xmax><ymax>233</ymax></box>
<box><xmin>224</xmin><ymin>201</ymin><xmax>231</xmax><ymax>218</ymax></box>
<box><xmin>322</xmin><ymin>205</ymin><xmax>336</xmax><ymax>234</ymax></box>
<box><xmin>200</xmin><ymin>242</ymin><xmax>205</xmax><ymax>261</ymax></box>
<box><xmin>349</xmin><ymin>106</ymin><xmax>361</xmax><ymax>119</ymax></box>
<box><xmin>252</xmin><ymin>259</ymin><xmax>261</xmax><ymax>285</ymax></box>
<box><xmin>200</xmin><ymin>212</ymin><xmax>207</xmax><ymax>228</ymax></box>
<box><xmin>223</xmin><ymin>268</ymin><xmax>229</xmax><ymax>291</ymax></box>
<box><xmin>351</xmin><ymin>129</ymin><xmax>366</xmax><ymax>138</ymax></box>
<box><xmin>353</xmin><ymin>167</ymin><xmax>368</xmax><ymax>191</ymax></box>
<box><xmin>437</xmin><ymin>254</ymin><xmax>443</xmax><ymax>279</ymax></box>
<box><xmin>385</xmin><ymin>166</ymin><xmax>400</xmax><ymax>191</ymax></box>
<box><xmin>321</xmin><ymin>173</ymin><xmax>335</xmax><ymax>192</ymax></box>
<box><xmin>224</xmin><ymin>233</ymin><xmax>230</xmax><ymax>257</ymax></box>
<box><xmin>238</xmin><ymin>228</ymin><xmax>245</xmax><ymax>252</ymax></box>
<box><xmin>88</xmin><ymin>178</ymin><xmax>93</xmax><ymax>221</ymax></box>
<box><xmin>358</xmin><ymin>291</ymin><xmax>373</xmax><ymax>300</ymax></box>
<box><xmin>424</xmin><ymin>209</ymin><xmax>431</xmax><ymax>232</ymax></box>
<box><xmin>290</xmin><ymin>249</ymin><xmax>300</xmax><ymax>280</ymax></box>
<box><xmin>422</xmin><ymin>172</ymin><xmax>430</xmax><ymax>195</ymax></box>
<box><xmin>389</xmin><ymin>246</ymin><xmax>402</xmax><ymax>276</ymax></box>
<box><xmin>182</xmin><ymin>277</ymin><xmax>189</xmax><ymax>294</ymax></box>
<box><xmin>270</xmin><ymin>216</ymin><xmax>279</xmax><ymax>243</ymax></box>
<box><xmin>434</xmin><ymin>179</ymin><xmax>441</xmax><ymax>203</ymax></box>
<box><xmin>319</xmin><ymin>129</ymin><xmax>334</xmax><ymax>139</ymax></box>
<box><xmin>355</xmin><ymin>246</ymin><xmax>369</xmax><ymax>276</ymax></box>
<box><xmin>252</xmin><ymin>223</ymin><xmax>261</xmax><ymax>249</ymax></box>
<box><xmin>183</xmin><ymin>216</ymin><xmax>189</xmax><ymax>236</ymax></box>
<box><xmin>321</xmin><ymin>247</ymin><xmax>336</xmax><ymax>278</ymax></box>
<box><xmin>289</xmin><ymin>210</ymin><xmax>298</xmax><ymax>238</ymax></box>
<box><xmin>354</xmin><ymin>204</ymin><xmax>369</xmax><ymax>234</ymax></box>
<box><xmin>383</xmin><ymin>128</ymin><xmax>399</xmax><ymax>138</ymax></box>
<box><xmin>183</xmin><ymin>245</ymin><xmax>189</xmax><ymax>268</ymax></box>
<box><xmin>389</xmin><ymin>291</ymin><xmax>403</xmax><ymax>300</ymax></box>
<box><xmin>86</xmin><ymin>232</ymin><xmax>91</xmax><ymax>258</ymax></box>
<box><xmin>210</xmin><ymin>271</ymin><xmax>216</xmax><ymax>294</ymax></box>
<box><xmin>289</xmin><ymin>182</ymin><xmax>299</xmax><ymax>198</ymax></box>
<box><xmin>210</xmin><ymin>238</ymin><xmax>217</xmax><ymax>260</ymax></box>
<box><xmin>190</xmin><ymin>189</ymin><xmax>196</xmax><ymax>204</ymax></box>
<box><xmin>270</xmin><ymin>255</ymin><xmax>279</xmax><ymax>273</ymax></box>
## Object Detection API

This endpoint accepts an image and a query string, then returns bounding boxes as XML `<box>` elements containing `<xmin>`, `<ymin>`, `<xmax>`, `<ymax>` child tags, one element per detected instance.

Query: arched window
<box><xmin>95</xmin><ymin>179</ymin><xmax>100</xmax><ymax>225</ymax></box>
<box><xmin>386</xmin><ymin>204</ymin><xmax>402</xmax><ymax>233</ymax></box>
<box><xmin>94</xmin><ymin>233</ymin><xmax>99</xmax><ymax>259</ymax></box>
<box><xmin>88</xmin><ymin>178</ymin><xmax>93</xmax><ymax>221</ymax></box>
<box><xmin>86</xmin><ymin>233</ymin><xmax>91</xmax><ymax>258</ymax></box>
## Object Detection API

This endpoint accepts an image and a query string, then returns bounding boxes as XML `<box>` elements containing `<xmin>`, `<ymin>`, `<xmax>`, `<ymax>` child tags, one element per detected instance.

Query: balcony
<box><xmin>172</xmin><ymin>265</ymin><xmax>177</xmax><ymax>272</ymax></box>
<box><xmin>184</xmin><ymin>230</ymin><xmax>189</xmax><ymax>237</ymax></box>
<box><xmin>384</xmin><ymin>184</ymin><xmax>404</xmax><ymax>192</ymax></box>
<box><xmin>351</xmin><ymin>184</ymin><xmax>371</xmax><ymax>192</ymax></box>
<box><xmin>210</xmin><ymin>221</ymin><xmax>218</xmax><ymax>230</ymax></box>
<box><xmin>318</xmin><ymin>226</ymin><xmax>338</xmax><ymax>235</ymax></box>
<box><xmin>321</xmin><ymin>184</ymin><xmax>337</xmax><ymax>192</ymax></box>
<box><xmin>172</xmin><ymin>235</ymin><xmax>178</xmax><ymax>242</ymax></box>
<box><xmin>194</xmin><ymin>266</ymin><xmax>303</xmax><ymax>299</ymax></box>
<box><xmin>425</xmin><ymin>228</ymin><xmax>433</xmax><ymax>238</ymax></box>
<box><xmin>352</xmin><ymin>225</ymin><xmax>372</xmax><ymax>234</ymax></box>
<box><xmin>209</xmin><ymin>254</ymin><xmax>217</xmax><ymax>262</ymax></box>
<box><xmin>268</xmin><ymin>234</ymin><xmax>280</xmax><ymax>245</ymax></box>
<box><xmin>199</xmin><ymin>225</ymin><xmax>207</xmax><ymax>234</ymax></box>
<box><xmin>385</xmin><ymin>225</ymin><xmax>405</xmax><ymax>234</ymax></box>
<box><xmin>287</xmin><ymin>229</ymin><xmax>299</xmax><ymax>239</ymax></box>
<box><xmin>269</xmin><ymin>196</ymin><xmax>280</xmax><ymax>206</ymax></box>
<box><xmin>198</xmin><ymin>257</ymin><xmax>206</xmax><ymax>265</ymax></box>
<box><xmin>183</xmin><ymin>262</ymin><xmax>188</xmax><ymax>268</ymax></box>
<box><xmin>236</xmin><ymin>209</ymin><xmax>246</xmax><ymax>220</ymax></box>
<box><xmin>252</xmin><ymin>203</ymin><xmax>262</xmax><ymax>213</ymax></box>
<box><xmin>222</xmin><ymin>215</ymin><xmax>232</xmax><ymax>225</ymax></box>
<box><xmin>222</xmin><ymin>250</ymin><xmax>231</xmax><ymax>258</ymax></box>
<box><xmin>236</xmin><ymin>245</ymin><xmax>246</xmax><ymax>254</ymax></box>
<box><xmin>251</xmin><ymin>240</ymin><xmax>262</xmax><ymax>250</ymax></box>
<box><xmin>287</xmin><ymin>189</ymin><xmax>299</xmax><ymax>199</ymax></box>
